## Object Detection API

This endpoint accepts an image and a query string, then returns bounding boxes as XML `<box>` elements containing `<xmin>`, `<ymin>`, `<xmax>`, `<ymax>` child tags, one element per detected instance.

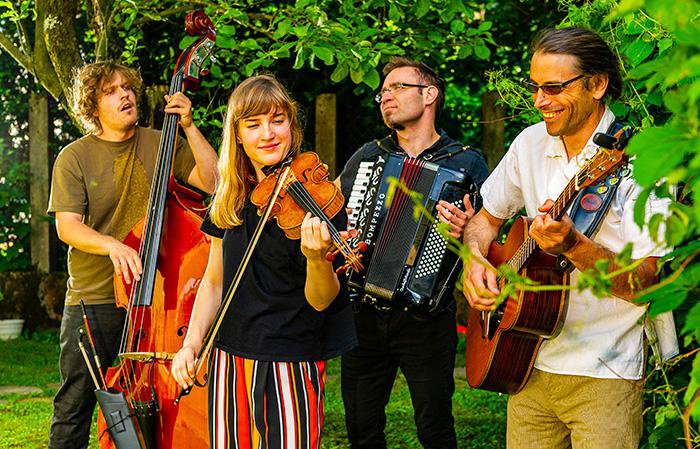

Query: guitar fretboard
<box><xmin>506</xmin><ymin>148</ymin><xmax>621</xmax><ymax>273</ymax></box>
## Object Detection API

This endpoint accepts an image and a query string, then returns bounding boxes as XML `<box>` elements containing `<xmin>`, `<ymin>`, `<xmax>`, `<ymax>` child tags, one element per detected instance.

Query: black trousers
<box><xmin>49</xmin><ymin>304</ymin><xmax>125</xmax><ymax>449</ymax></box>
<box><xmin>341</xmin><ymin>304</ymin><xmax>458</xmax><ymax>449</ymax></box>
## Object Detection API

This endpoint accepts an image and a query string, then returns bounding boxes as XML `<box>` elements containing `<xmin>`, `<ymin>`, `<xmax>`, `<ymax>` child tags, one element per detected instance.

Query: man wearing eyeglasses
<box><xmin>336</xmin><ymin>57</ymin><xmax>490</xmax><ymax>449</ymax></box>
<box><xmin>462</xmin><ymin>27</ymin><xmax>677</xmax><ymax>449</ymax></box>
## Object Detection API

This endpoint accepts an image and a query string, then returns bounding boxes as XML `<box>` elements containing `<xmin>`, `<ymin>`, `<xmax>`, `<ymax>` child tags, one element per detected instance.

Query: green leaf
<box><xmin>478</xmin><ymin>21</ymin><xmax>493</xmax><ymax>32</ymax></box>
<box><xmin>458</xmin><ymin>46</ymin><xmax>472</xmax><ymax>59</ymax></box>
<box><xmin>273</xmin><ymin>19</ymin><xmax>292</xmax><ymax>39</ymax></box>
<box><xmin>244</xmin><ymin>60</ymin><xmax>262</xmax><ymax>77</ymax></box>
<box><xmin>682</xmin><ymin>301</ymin><xmax>700</xmax><ymax>335</ymax></box>
<box><xmin>608</xmin><ymin>100</ymin><xmax>630</xmax><ymax>118</ymax></box>
<box><xmin>350</xmin><ymin>67</ymin><xmax>365</xmax><ymax>84</ymax></box>
<box><xmin>330</xmin><ymin>63</ymin><xmax>349</xmax><ymax>83</ymax></box>
<box><xmin>292</xmin><ymin>25</ymin><xmax>309</xmax><ymax>38</ymax></box>
<box><xmin>648</xmin><ymin>288</ymin><xmax>687</xmax><ymax>315</ymax></box>
<box><xmin>219</xmin><ymin>25</ymin><xmax>237</xmax><ymax>36</ymax></box>
<box><xmin>240</xmin><ymin>39</ymin><xmax>260</xmax><ymax>50</ymax></box>
<box><xmin>363</xmin><ymin>69</ymin><xmax>380</xmax><ymax>89</ymax></box>
<box><xmin>474</xmin><ymin>44</ymin><xmax>491</xmax><ymax>60</ymax></box>
<box><xmin>658</xmin><ymin>37</ymin><xmax>674</xmax><ymax>54</ymax></box>
<box><xmin>415</xmin><ymin>0</ymin><xmax>430</xmax><ymax>18</ymax></box>
<box><xmin>624</xmin><ymin>19</ymin><xmax>644</xmax><ymax>35</ymax></box>
<box><xmin>293</xmin><ymin>50</ymin><xmax>306</xmax><ymax>69</ymax></box>
<box><xmin>624</xmin><ymin>39</ymin><xmax>655</xmax><ymax>66</ymax></box>
<box><xmin>451</xmin><ymin>20</ymin><xmax>465</xmax><ymax>34</ymax></box>
<box><xmin>611</xmin><ymin>0</ymin><xmax>645</xmax><ymax>17</ymax></box>
<box><xmin>647</xmin><ymin>212</ymin><xmax>664</xmax><ymax>242</ymax></box>
<box><xmin>312</xmin><ymin>46</ymin><xmax>334</xmax><ymax>65</ymax></box>
<box><xmin>628</xmin><ymin>126</ymin><xmax>686</xmax><ymax>186</ymax></box>
<box><xmin>124</xmin><ymin>10</ymin><xmax>137</xmax><ymax>30</ymax></box>
<box><xmin>217</xmin><ymin>35</ymin><xmax>236</xmax><ymax>50</ymax></box>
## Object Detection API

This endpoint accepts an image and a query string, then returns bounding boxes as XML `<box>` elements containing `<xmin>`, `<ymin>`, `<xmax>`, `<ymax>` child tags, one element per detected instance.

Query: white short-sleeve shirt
<box><xmin>480</xmin><ymin>107</ymin><xmax>678</xmax><ymax>379</ymax></box>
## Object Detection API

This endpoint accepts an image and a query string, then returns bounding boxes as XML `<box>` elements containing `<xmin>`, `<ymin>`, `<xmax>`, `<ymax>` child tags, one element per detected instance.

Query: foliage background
<box><xmin>0</xmin><ymin>0</ymin><xmax>698</xmax><ymax>447</ymax></box>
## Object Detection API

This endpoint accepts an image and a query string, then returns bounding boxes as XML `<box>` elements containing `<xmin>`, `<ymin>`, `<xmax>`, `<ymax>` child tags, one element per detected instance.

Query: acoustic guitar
<box><xmin>465</xmin><ymin>128</ymin><xmax>629</xmax><ymax>394</ymax></box>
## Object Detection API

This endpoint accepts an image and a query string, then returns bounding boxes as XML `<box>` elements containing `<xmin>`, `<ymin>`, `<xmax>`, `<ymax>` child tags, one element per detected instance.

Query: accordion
<box><xmin>346</xmin><ymin>152</ymin><xmax>479</xmax><ymax>314</ymax></box>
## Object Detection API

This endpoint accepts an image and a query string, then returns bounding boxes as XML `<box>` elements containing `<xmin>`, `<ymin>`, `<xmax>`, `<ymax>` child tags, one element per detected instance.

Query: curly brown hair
<box><xmin>73</xmin><ymin>61</ymin><xmax>143</xmax><ymax>133</ymax></box>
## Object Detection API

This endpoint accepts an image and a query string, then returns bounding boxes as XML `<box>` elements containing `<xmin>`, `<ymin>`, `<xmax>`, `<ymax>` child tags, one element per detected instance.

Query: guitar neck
<box><xmin>506</xmin><ymin>155</ymin><xmax>605</xmax><ymax>273</ymax></box>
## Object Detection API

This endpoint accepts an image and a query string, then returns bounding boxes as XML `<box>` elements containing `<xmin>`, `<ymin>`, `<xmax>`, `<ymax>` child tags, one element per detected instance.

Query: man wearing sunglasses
<box><xmin>336</xmin><ymin>57</ymin><xmax>489</xmax><ymax>449</ymax></box>
<box><xmin>462</xmin><ymin>27</ymin><xmax>677</xmax><ymax>449</ymax></box>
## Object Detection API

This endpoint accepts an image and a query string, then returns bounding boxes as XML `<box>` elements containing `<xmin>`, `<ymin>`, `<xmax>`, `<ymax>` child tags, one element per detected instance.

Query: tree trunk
<box><xmin>315</xmin><ymin>93</ymin><xmax>337</xmax><ymax>178</ymax></box>
<box><xmin>29</xmin><ymin>91</ymin><xmax>50</xmax><ymax>273</ymax></box>
<box><xmin>481</xmin><ymin>91</ymin><xmax>505</xmax><ymax>169</ymax></box>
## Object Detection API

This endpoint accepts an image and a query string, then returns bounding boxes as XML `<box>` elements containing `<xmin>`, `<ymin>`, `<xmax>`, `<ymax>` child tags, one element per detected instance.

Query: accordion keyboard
<box><xmin>347</xmin><ymin>161</ymin><xmax>376</xmax><ymax>228</ymax></box>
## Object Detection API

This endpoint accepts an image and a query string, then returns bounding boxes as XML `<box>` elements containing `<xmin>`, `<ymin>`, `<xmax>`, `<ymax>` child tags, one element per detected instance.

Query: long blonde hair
<box><xmin>209</xmin><ymin>75</ymin><xmax>303</xmax><ymax>228</ymax></box>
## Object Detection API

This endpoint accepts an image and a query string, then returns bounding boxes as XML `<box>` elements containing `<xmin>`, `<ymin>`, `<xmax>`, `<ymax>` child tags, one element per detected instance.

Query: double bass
<box><xmin>97</xmin><ymin>11</ymin><xmax>216</xmax><ymax>449</ymax></box>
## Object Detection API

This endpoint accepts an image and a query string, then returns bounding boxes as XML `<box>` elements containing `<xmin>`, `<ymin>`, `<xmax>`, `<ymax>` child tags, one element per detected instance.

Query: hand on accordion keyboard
<box><xmin>436</xmin><ymin>193</ymin><xmax>475</xmax><ymax>239</ymax></box>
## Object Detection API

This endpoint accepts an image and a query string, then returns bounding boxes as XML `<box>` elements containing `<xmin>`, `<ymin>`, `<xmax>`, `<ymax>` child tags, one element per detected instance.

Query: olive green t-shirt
<box><xmin>47</xmin><ymin>127</ymin><xmax>196</xmax><ymax>306</ymax></box>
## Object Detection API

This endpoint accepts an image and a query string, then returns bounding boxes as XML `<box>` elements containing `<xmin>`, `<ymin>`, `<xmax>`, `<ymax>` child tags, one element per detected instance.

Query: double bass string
<box><xmin>118</xmin><ymin>69</ymin><xmax>185</xmax><ymax>402</ymax></box>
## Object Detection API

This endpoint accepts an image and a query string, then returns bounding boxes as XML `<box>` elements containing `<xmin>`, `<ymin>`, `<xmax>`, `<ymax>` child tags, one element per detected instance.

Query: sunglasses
<box><xmin>521</xmin><ymin>74</ymin><xmax>585</xmax><ymax>95</ymax></box>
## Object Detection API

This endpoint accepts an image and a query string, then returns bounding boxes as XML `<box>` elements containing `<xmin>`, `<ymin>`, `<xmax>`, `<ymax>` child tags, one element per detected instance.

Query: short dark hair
<box><xmin>382</xmin><ymin>56</ymin><xmax>445</xmax><ymax>121</ymax></box>
<box><xmin>530</xmin><ymin>27</ymin><xmax>622</xmax><ymax>100</ymax></box>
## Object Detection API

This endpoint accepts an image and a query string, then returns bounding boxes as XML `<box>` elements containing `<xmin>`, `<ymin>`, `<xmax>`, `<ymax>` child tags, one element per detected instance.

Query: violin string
<box><xmin>286</xmin><ymin>181</ymin><xmax>355</xmax><ymax>258</ymax></box>
<box><xmin>284</xmin><ymin>173</ymin><xmax>361</xmax><ymax>268</ymax></box>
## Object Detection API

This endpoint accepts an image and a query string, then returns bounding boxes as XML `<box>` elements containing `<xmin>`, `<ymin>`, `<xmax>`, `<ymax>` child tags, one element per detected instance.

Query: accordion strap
<box><xmin>374</xmin><ymin>136</ymin><xmax>471</xmax><ymax>162</ymax></box>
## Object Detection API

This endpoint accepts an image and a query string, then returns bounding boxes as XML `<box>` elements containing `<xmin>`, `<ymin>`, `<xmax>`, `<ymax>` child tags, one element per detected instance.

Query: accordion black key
<box><xmin>346</xmin><ymin>153</ymin><xmax>479</xmax><ymax>314</ymax></box>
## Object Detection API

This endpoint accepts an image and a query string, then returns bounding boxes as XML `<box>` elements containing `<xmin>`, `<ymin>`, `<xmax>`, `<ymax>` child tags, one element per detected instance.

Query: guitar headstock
<box><xmin>575</xmin><ymin>127</ymin><xmax>631</xmax><ymax>190</ymax></box>
<box><xmin>174</xmin><ymin>11</ymin><xmax>217</xmax><ymax>92</ymax></box>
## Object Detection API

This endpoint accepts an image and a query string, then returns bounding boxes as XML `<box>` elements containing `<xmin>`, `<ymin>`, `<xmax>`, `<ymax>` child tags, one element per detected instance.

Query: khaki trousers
<box><xmin>507</xmin><ymin>369</ymin><xmax>643</xmax><ymax>449</ymax></box>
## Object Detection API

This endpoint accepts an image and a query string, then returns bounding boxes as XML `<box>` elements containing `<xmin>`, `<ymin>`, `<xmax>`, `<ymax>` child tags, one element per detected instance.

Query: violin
<box><xmin>250</xmin><ymin>151</ymin><xmax>365</xmax><ymax>272</ymax></box>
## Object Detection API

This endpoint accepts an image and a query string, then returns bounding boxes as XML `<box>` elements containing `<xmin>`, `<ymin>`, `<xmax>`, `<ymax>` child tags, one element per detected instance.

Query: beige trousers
<box><xmin>507</xmin><ymin>369</ymin><xmax>643</xmax><ymax>449</ymax></box>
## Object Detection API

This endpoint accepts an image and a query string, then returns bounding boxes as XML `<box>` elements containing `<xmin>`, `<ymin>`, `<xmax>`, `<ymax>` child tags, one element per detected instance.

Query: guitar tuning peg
<box><xmin>201</xmin><ymin>68</ymin><xmax>210</xmax><ymax>77</ymax></box>
<box><xmin>209</xmin><ymin>55</ymin><xmax>218</xmax><ymax>64</ymax></box>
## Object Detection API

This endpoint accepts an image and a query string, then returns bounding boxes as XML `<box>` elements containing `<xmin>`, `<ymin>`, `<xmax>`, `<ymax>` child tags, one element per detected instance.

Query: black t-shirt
<box><xmin>201</xmin><ymin>200</ymin><xmax>357</xmax><ymax>362</ymax></box>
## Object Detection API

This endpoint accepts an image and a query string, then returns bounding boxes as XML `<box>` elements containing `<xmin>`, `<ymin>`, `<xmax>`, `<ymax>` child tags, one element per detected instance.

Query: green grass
<box><xmin>1</xmin><ymin>332</ymin><xmax>507</xmax><ymax>448</ymax></box>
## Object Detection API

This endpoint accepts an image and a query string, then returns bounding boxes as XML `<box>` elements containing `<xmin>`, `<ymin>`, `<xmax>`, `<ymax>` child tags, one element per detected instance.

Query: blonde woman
<box><xmin>171</xmin><ymin>75</ymin><xmax>356</xmax><ymax>449</ymax></box>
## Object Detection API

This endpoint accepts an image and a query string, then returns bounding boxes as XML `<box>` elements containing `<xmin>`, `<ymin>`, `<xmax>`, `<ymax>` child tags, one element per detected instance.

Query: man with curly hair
<box><xmin>47</xmin><ymin>61</ymin><xmax>218</xmax><ymax>449</ymax></box>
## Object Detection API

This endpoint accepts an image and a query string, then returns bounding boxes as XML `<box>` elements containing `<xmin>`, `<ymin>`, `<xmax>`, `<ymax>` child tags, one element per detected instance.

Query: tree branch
<box><xmin>32</xmin><ymin>0</ymin><xmax>63</xmax><ymax>101</ymax></box>
<box><xmin>43</xmin><ymin>0</ymin><xmax>83</xmax><ymax>108</ymax></box>
<box><xmin>0</xmin><ymin>32</ymin><xmax>34</xmax><ymax>74</ymax></box>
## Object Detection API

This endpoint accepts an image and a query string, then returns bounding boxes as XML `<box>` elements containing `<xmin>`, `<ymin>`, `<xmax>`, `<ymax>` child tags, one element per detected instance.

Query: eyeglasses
<box><xmin>521</xmin><ymin>74</ymin><xmax>585</xmax><ymax>95</ymax></box>
<box><xmin>374</xmin><ymin>82</ymin><xmax>429</xmax><ymax>103</ymax></box>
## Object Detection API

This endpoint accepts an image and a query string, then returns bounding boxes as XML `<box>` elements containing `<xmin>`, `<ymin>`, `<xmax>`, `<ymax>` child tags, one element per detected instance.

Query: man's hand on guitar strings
<box><xmin>530</xmin><ymin>199</ymin><xmax>581</xmax><ymax>256</ymax></box>
<box><xmin>463</xmin><ymin>254</ymin><xmax>500</xmax><ymax>311</ymax></box>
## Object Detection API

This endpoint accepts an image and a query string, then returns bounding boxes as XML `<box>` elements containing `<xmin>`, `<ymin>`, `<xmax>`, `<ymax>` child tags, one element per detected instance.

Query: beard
<box><xmin>382</xmin><ymin>111</ymin><xmax>405</xmax><ymax>130</ymax></box>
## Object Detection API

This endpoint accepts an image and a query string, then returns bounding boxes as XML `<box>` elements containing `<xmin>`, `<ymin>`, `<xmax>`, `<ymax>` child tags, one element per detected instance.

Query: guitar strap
<box><xmin>557</xmin><ymin>121</ymin><xmax>631</xmax><ymax>270</ymax></box>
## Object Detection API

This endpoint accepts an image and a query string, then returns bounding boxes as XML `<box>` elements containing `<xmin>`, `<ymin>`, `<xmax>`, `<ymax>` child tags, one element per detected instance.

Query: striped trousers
<box><xmin>209</xmin><ymin>348</ymin><xmax>327</xmax><ymax>449</ymax></box>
